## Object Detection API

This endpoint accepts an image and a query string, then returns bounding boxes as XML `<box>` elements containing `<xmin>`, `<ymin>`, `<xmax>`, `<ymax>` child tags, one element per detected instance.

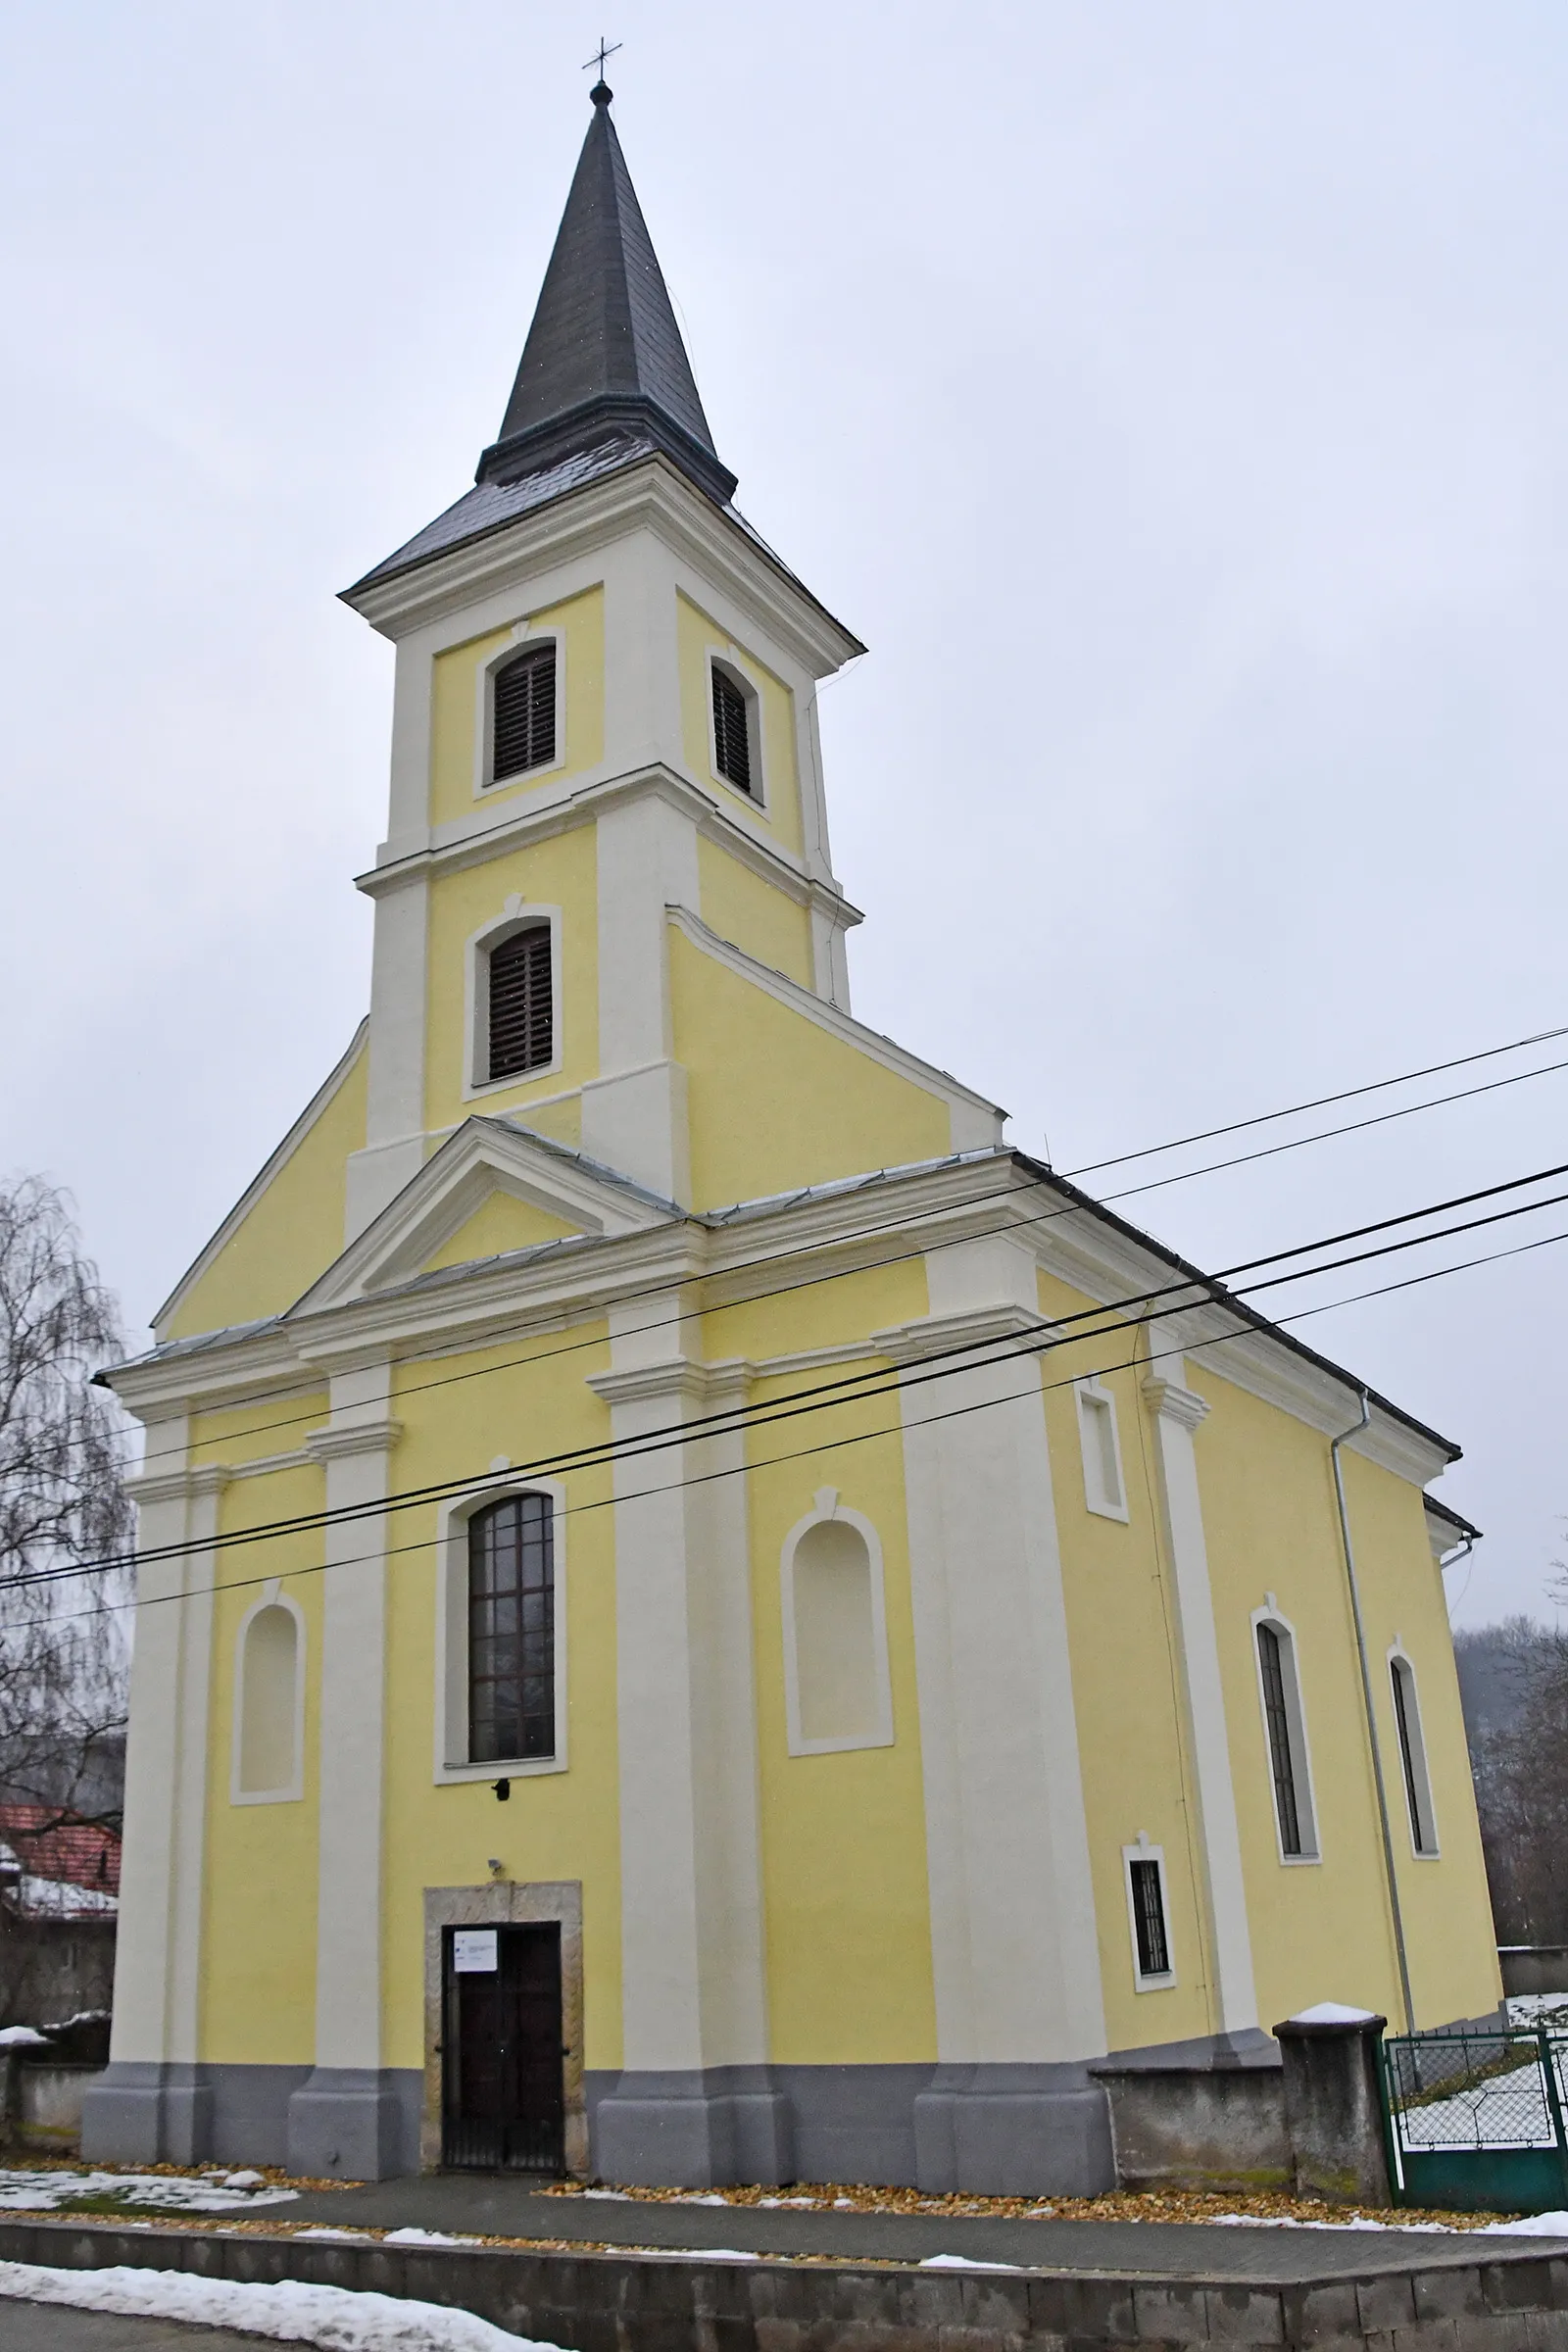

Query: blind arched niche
<box><xmin>234</xmin><ymin>1592</ymin><xmax>303</xmax><ymax>1801</ymax></box>
<box><xmin>781</xmin><ymin>1492</ymin><xmax>894</xmax><ymax>1755</ymax></box>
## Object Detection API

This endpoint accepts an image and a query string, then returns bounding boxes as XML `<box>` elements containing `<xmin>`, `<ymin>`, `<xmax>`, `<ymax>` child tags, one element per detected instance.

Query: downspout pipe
<box><xmin>1331</xmin><ymin>1388</ymin><xmax>1416</xmax><ymax>2035</ymax></box>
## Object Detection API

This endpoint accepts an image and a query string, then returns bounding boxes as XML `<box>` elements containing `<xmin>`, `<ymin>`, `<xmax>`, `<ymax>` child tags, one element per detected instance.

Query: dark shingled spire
<box><xmin>475</xmin><ymin>86</ymin><xmax>736</xmax><ymax>505</ymax></box>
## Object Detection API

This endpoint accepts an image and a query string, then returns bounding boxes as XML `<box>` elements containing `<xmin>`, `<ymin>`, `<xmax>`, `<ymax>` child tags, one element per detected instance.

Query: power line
<box><xmin>1066</xmin><ymin>1017</ymin><xmax>1568</xmax><ymax>1175</ymax></box>
<box><xmin>31</xmin><ymin>1155</ymin><xmax>1568</xmax><ymax>1592</ymax></box>
<box><xmin>33</xmin><ymin>1217</ymin><xmax>1550</xmax><ymax>1637</ymax></box>
<box><xmin>1098</xmin><ymin>1052</ymin><xmax>1568</xmax><ymax>1202</ymax></box>
<box><xmin>116</xmin><ymin>1030</ymin><xmax>1568</xmax><ymax>1479</ymax></box>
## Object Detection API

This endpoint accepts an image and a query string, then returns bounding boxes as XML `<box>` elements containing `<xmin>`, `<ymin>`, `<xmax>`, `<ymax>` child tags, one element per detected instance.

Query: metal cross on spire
<box><xmin>583</xmin><ymin>36</ymin><xmax>621</xmax><ymax>100</ymax></box>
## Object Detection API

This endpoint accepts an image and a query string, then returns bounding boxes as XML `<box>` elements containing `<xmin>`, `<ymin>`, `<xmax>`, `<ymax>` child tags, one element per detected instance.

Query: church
<box><xmin>84</xmin><ymin>87</ymin><xmax>1498</xmax><ymax>2192</ymax></box>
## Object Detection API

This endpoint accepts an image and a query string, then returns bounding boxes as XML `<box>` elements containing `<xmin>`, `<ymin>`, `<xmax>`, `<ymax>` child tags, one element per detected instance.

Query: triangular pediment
<box><xmin>291</xmin><ymin>1118</ymin><xmax>677</xmax><ymax>1314</ymax></box>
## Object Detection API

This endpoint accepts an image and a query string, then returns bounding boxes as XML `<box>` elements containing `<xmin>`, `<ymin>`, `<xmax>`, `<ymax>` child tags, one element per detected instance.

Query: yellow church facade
<box><xmin>85</xmin><ymin>89</ymin><xmax>1498</xmax><ymax>2191</ymax></box>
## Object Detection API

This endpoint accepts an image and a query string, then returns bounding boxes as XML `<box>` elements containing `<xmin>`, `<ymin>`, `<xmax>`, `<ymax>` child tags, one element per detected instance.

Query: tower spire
<box><xmin>474</xmin><ymin>91</ymin><xmax>735</xmax><ymax>505</ymax></box>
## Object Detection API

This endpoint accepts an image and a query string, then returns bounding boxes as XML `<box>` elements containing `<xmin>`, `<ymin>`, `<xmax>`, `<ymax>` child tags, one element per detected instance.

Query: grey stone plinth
<box><xmin>285</xmin><ymin>2068</ymin><xmax>411</xmax><ymax>2180</ymax></box>
<box><xmin>913</xmin><ymin>2063</ymin><xmax>1116</xmax><ymax>2194</ymax></box>
<box><xmin>79</xmin><ymin>2061</ymin><xmax>214</xmax><ymax>2164</ymax></box>
<box><xmin>593</xmin><ymin>2067</ymin><xmax>792</xmax><ymax>2186</ymax></box>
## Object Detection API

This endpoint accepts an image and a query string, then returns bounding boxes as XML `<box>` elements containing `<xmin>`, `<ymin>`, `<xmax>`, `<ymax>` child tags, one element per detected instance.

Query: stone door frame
<box><xmin>421</xmin><ymin>1881</ymin><xmax>587</xmax><ymax>2176</ymax></box>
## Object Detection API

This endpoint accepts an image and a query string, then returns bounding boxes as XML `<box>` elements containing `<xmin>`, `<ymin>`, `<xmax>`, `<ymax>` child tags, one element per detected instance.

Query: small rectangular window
<box><xmin>1123</xmin><ymin>1844</ymin><xmax>1175</xmax><ymax>1986</ymax></box>
<box><xmin>492</xmin><ymin>646</ymin><xmax>557</xmax><ymax>783</ymax></box>
<box><xmin>1076</xmin><ymin>1379</ymin><xmax>1127</xmax><ymax>1519</ymax></box>
<box><xmin>711</xmin><ymin>666</ymin><xmax>754</xmax><ymax>795</ymax></box>
<box><xmin>487</xmin><ymin>925</ymin><xmax>553</xmax><ymax>1082</ymax></box>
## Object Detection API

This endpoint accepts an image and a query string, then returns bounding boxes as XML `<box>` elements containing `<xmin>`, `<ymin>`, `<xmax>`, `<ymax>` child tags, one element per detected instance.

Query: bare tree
<box><xmin>1457</xmin><ymin>1616</ymin><xmax>1568</xmax><ymax>1946</ymax></box>
<box><xmin>0</xmin><ymin>1176</ymin><xmax>131</xmax><ymax>1825</ymax></box>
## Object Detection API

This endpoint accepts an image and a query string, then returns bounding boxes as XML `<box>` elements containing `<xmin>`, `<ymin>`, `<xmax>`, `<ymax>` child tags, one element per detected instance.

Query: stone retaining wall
<box><xmin>1</xmin><ymin>2219</ymin><xmax>1567</xmax><ymax>2349</ymax></box>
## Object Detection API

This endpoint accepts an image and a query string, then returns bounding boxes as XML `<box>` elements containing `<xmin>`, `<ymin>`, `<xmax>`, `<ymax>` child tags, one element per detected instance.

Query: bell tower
<box><xmin>340</xmin><ymin>82</ymin><xmax>866</xmax><ymax>1238</ymax></box>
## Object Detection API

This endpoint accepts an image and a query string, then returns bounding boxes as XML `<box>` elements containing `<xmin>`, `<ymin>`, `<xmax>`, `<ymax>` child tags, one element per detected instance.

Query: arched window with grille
<box><xmin>485</xmin><ymin>922</ymin><xmax>553</xmax><ymax>1082</ymax></box>
<box><xmin>1252</xmin><ymin>1607</ymin><xmax>1319</xmax><ymax>1861</ymax></box>
<box><xmin>1390</xmin><ymin>1649</ymin><xmax>1439</xmax><ymax>1855</ymax></box>
<box><xmin>490</xmin><ymin>643</ymin><xmax>558</xmax><ymax>784</ymax></box>
<box><xmin>467</xmin><ymin>1493</ymin><xmax>556</xmax><ymax>1764</ymax></box>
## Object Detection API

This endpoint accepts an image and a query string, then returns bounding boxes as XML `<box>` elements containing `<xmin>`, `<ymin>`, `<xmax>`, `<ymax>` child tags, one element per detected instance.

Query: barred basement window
<box><xmin>1390</xmin><ymin>1652</ymin><xmax>1439</xmax><ymax>1855</ymax></box>
<box><xmin>711</xmin><ymin>663</ymin><xmax>754</xmax><ymax>795</ymax></box>
<box><xmin>487</xmin><ymin>924</ymin><xmax>552</xmax><ymax>1081</ymax></box>
<box><xmin>492</xmin><ymin>645</ymin><xmax>557</xmax><ymax>783</ymax></box>
<box><xmin>467</xmin><ymin>1494</ymin><xmax>556</xmax><ymax>1764</ymax></box>
<box><xmin>1122</xmin><ymin>1843</ymin><xmax>1175</xmax><ymax>1987</ymax></box>
<box><xmin>1255</xmin><ymin>1614</ymin><xmax>1319</xmax><ymax>1860</ymax></box>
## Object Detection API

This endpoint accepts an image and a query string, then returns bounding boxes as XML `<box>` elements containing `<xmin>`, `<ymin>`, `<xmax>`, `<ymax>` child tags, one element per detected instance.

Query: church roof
<box><xmin>349</xmin><ymin>87</ymin><xmax>737</xmax><ymax>598</ymax></box>
<box><xmin>477</xmin><ymin>84</ymin><xmax>732</xmax><ymax>504</ymax></box>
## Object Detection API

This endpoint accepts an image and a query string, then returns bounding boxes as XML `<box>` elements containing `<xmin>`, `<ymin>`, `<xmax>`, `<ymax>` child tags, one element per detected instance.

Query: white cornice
<box><xmin>586</xmin><ymin>1356</ymin><xmax>749</xmax><ymax>1409</ymax></box>
<box><xmin>871</xmin><ymin>1302</ymin><xmax>1047</xmax><ymax>1367</ymax></box>
<box><xmin>344</xmin><ymin>457</ymin><xmax>864</xmax><ymax>679</ymax></box>
<box><xmin>666</xmin><ymin>906</ymin><xmax>1006</xmax><ymax>1129</ymax></box>
<box><xmin>355</xmin><ymin>760</ymin><xmax>863</xmax><ymax>937</ymax></box>
<box><xmin>1143</xmin><ymin>1376</ymin><xmax>1210</xmax><ymax>1435</ymax></box>
<box><xmin>110</xmin><ymin>1142</ymin><xmax>1456</xmax><ymax>1496</ymax></box>
<box><xmin>305</xmin><ymin>1419</ymin><xmax>404</xmax><ymax>1464</ymax></box>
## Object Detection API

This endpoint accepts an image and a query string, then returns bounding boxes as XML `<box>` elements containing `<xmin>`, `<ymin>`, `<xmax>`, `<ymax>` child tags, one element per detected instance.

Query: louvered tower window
<box><xmin>711</xmin><ymin>665</ymin><xmax>754</xmax><ymax>795</ymax></box>
<box><xmin>467</xmin><ymin>1493</ymin><xmax>555</xmax><ymax>1763</ymax></box>
<box><xmin>492</xmin><ymin>645</ymin><xmax>557</xmax><ymax>783</ymax></box>
<box><xmin>487</xmin><ymin>924</ymin><xmax>553</xmax><ymax>1081</ymax></box>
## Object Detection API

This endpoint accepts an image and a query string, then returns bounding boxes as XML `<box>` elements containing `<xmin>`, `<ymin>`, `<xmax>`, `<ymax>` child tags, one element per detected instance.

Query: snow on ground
<box><xmin>0</xmin><ymin>2167</ymin><xmax>298</xmax><ymax>2212</ymax></box>
<box><xmin>0</xmin><ymin>2261</ymin><xmax>561</xmax><ymax>2350</ymax></box>
<box><xmin>1213</xmin><ymin>2212</ymin><xmax>1568</xmax><ymax>2233</ymax></box>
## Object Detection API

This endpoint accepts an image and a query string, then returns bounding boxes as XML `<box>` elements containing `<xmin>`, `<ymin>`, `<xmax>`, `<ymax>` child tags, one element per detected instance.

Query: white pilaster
<box><xmin>346</xmin><ymin>874</ymin><xmax>430</xmax><ymax>1242</ymax></box>
<box><xmin>602</xmin><ymin>532</ymin><xmax>685</xmax><ymax>777</ymax></box>
<box><xmin>1142</xmin><ymin>1352</ymin><xmax>1258</xmax><ymax>2036</ymax></box>
<box><xmin>87</xmin><ymin>1423</ymin><xmax>224</xmax><ymax>2162</ymax></box>
<box><xmin>581</xmin><ymin>788</ymin><xmax>698</xmax><ymax>1200</ymax></box>
<box><xmin>287</xmin><ymin>1356</ymin><xmax>402</xmax><ymax>2178</ymax></box>
<box><xmin>587</xmin><ymin>1303</ymin><xmax>775</xmax><ymax>2181</ymax></box>
<box><xmin>889</xmin><ymin>1239</ymin><xmax>1107</xmax><ymax>2066</ymax></box>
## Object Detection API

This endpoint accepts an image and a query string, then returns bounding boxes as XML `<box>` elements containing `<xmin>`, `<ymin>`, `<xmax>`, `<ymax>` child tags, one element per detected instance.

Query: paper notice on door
<box><xmin>453</xmin><ymin>1929</ymin><xmax>498</xmax><ymax>1973</ymax></box>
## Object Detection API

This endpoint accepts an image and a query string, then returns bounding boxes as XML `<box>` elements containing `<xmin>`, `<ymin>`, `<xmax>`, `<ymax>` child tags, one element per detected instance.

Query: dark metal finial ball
<box><xmin>590</xmin><ymin>79</ymin><xmax>612</xmax><ymax>106</ymax></box>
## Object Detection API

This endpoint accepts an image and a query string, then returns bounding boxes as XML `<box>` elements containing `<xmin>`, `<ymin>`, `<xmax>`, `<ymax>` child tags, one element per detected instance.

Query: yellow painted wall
<box><xmin>428</xmin><ymin>589</ymin><xmax>605</xmax><ymax>830</ymax></box>
<box><xmin>1035</xmin><ymin>1275</ymin><xmax>1215</xmax><ymax>2053</ymax></box>
<box><xmin>423</xmin><ymin>827</ymin><xmax>598</xmax><ymax>1135</ymax></box>
<box><xmin>671</xmin><ymin>928</ymin><xmax>952</xmax><ymax>1209</ymax></box>
<box><xmin>1329</xmin><ymin>1445</ymin><xmax>1500</xmax><ymax>2027</ymax></box>
<box><xmin>696</xmin><ymin>837</ymin><xmax>813</xmax><ymax>989</ymax></box>
<box><xmin>677</xmin><ymin>592</ymin><xmax>803</xmax><ymax>858</ymax></box>
<box><xmin>199</xmin><ymin>1454</ymin><xmax>325</xmax><ymax>2067</ymax></box>
<box><xmin>163</xmin><ymin>1037</ymin><xmax>367</xmax><ymax>1342</ymax></box>
<box><xmin>422</xmin><ymin>1191</ymin><xmax>581</xmax><ymax>1272</ymax></box>
<box><xmin>707</xmin><ymin>1260</ymin><xmax>936</xmax><ymax>2062</ymax></box>
<box><xmin>378</xmin><ymin>1327</ymin><xmax>623</xmax><ymax>2073</ymax></box>
<box><xmin>709</xmin><ymin>1258</ymin><xmax>933</xmax><ymax>2060</ymax></box>
<box><xmin>1187</xmin><ymin>1363</ymin><xmax>1499</xmax><ymax>2031</ymax></box>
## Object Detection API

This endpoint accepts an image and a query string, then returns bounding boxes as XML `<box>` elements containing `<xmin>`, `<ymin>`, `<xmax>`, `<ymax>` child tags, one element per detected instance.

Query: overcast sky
<box><xmin>2</xmin><ymin>3</ymin><xmax>1563</xmax><ymax>1629</ymax></box>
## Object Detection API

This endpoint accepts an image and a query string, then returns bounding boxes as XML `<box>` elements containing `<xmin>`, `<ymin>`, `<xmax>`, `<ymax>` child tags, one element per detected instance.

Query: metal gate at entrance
<box><xmin>441</xmin><ymin>1921</ymin><xmax>566</xmax><ymax>2173</ymax></box>
<box><xmin>1381</xmin><ymin>2029</ymin><xmax>1568</xmax><ymax>2213</ymax></box>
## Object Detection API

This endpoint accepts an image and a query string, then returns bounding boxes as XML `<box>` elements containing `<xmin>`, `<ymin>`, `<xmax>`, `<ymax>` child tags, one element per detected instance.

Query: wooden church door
<box><xmin>441</xmin><ymin>1922</ymin><xmax>565</xmax><ymax>2172</ymax></box>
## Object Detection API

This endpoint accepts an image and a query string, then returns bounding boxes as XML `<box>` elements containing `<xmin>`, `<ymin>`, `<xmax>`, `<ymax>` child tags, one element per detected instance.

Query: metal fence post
<box><xmin>1537</xmin><ymin>2031</ymin><xmax>1568</xmax><ymax>2209</ymax></box>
